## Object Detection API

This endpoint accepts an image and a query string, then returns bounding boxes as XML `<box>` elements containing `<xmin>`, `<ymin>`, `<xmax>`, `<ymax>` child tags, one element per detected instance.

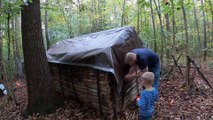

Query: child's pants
<box><xmin>140</xmin><ymin>115</ymin><xmax>152</xmax><ymax>120</ymax></box>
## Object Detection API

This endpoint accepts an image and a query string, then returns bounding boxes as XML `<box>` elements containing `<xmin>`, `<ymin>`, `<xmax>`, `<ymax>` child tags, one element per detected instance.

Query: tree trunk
<box><xmin>171</xmin><ymin>0</ymin><xmax>176</xmax><ymax>78</ymax></box>
<box><xmin>121</xmin><ymin>0</ymin><xmax>126</xmax><ymax>26</ymax></box>
<box><xmin>149</xmin><ymin>0</ymin><xmax>157</xmax><ymax>52</ymax></box>
<box><xmin>201</xmin><ymin>0</ymin><xmax>207</xmax><ymax>61</ymax></box>
<box><xmin>137</xmin><ymin>0</ymin><xmax>140</xmax><ymax>33</ymax></box>
<box><xmin>0</xmin><ymin>0</ymin><xmax>3</xmax><ymax>81</ymax></box>
<box><xmin>92</xmin><ymin>0</ymin><xmax>96</xmax><ymax>31</ymax></box>
<box><xmin>140</xmin><ymin>7</ymin><xmax>143</xmax><ymax>31</ymax></box>
<box><xmin>153</xmin><ymin>0</ymin><xmax>166</xmax><ymax>70</ymax></box>
<box><xmin>164</xmin><ymin>0</ymin><xmax>171</xmax><ymax>78</ymax></box>
<box><xmin>181</xmin><ymin>1</ymin><xmax>190</xmax><ymax>86</ymax></box>
<box><xmin>113</xmin><ymin>3</ymin><xmax>117</xmax><ymax>21</ymax></box>
<box><xmin>13</xmin><ymin>17</ymin><xmax>24</xmax><ymax>79</ymax></box>
<box><xmin>193</xmin><ymin>0</ymin><xmax>201</xmax><ymax>64</ymax></box>
<box><xmin>164</xmin><ymin>0</ymin><xmax>170</xmax><ymax>33</ymax></box>
<box><xmin>57</xmin><ymin>0</ymin><xmax>72</xmax><ymax>38</ymax></box>
<box><xmin>210</xmin><ymin>0</ymin><xmax>213</xmax><ymax>46</ymax></box>
<box><xmin>98</xmin><ymin>0</ymin><xmax>101</xmax><ymax>30</ymax></box>
<box><xmin>7</xmin><ymin>13</ymin><xmax>11</xmax><ymax>62</ymax></box>
<box><xmin>21</xmin><ymin>0</ymin><xmax>61</xmax><ymax>116</ymax></box>
<box><xmin>165</xmin><ymin>13</ymin><xmax>170</xmax><ymax>32</ymax></box>
<box><xmin>44</xmin><ymin>0</ymin><xmax>50</xmax><ymax>49</ymax></box>
<box><xmin>103</xmin><ymin>0</ymin><xmax>106</xmax><ymax>29</ymax></box>
<box><xmin>77</xmin><ymin>0</ymin><xmax>81</xmax><ymax>35</ymax></box>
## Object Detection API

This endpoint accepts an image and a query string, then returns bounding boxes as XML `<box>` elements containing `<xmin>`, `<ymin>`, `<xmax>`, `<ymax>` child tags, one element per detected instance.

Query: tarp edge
<box><xmin>48</xmin><ymin>60</ymin><xmax>115</xmax><ymax>74</ymax></box>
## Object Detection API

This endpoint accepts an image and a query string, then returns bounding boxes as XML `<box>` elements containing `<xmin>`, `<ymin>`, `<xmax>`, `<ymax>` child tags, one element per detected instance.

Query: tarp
<box><xmin>46</xmin><ymin>26</ymin><xmax>143</xmax><ymax>92</ymax></box>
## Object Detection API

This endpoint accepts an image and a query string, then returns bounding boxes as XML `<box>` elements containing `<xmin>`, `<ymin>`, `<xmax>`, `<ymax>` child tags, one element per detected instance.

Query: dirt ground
<box><xmin>0</xmin><ymin>63</ymin><xmax>213</xmax><ymax>120</ymax></box>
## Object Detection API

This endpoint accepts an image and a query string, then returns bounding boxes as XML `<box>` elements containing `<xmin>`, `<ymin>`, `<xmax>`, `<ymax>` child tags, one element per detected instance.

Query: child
<box><xmin>137</xmin><ymin>72</ymin><xmax>158</xmax><ymax>120</ymax></box>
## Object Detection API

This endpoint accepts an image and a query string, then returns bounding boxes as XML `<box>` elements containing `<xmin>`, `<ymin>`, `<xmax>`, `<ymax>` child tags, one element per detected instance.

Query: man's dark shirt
<box><xmin>132</xmin><ymin>48</ymin><xmax>159</xmax><ymax>70</ymax></box>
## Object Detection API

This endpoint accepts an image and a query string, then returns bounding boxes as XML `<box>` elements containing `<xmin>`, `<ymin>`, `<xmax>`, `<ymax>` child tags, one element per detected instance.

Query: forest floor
<box><xmin>0</xmin><ymin>62</ymin><xmax>213</xmax><ymax>120</ymax></box>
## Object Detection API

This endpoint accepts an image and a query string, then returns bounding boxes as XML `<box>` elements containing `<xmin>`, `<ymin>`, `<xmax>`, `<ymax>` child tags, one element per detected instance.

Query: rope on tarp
<box><xmin>96</xmin><ymin>71</ymin><xmax>103</xmax><ymax>116</ymax></box>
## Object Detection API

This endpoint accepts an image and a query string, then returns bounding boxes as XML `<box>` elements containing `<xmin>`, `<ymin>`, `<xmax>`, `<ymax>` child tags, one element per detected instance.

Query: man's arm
<box><xmin>124</xmin><ymin>66</ymin><xmax>137</xmax><ymax>80</ymax></box>
<box><xmin>125</xmin><ymin>66</ymin><xmax>148</xmax><ymax>80</ymax></box>
<box><xmin>134</xmin><ymin>66</ymin><xmax>148</xmax><ymax>78</ymax></box>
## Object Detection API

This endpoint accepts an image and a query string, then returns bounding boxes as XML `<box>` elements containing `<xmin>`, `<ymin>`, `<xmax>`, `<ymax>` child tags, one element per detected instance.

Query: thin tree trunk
<box><xmin>98</xmin><ymin>0</ymin><xmax>102</xmax><ymax>30</ymax></box>
<box><xmin>153</xmin><ymin>0</ymin><xmax>166</xmax><ymax>70</ymax></box>
<box><xmin>102</xmin><ymin>0</ymin><xmax>106</xmax><ymax>29</ymax></box>
<box><xmin>7</xmin><ymin>13</ymin><xmax>11</xmax><ymax>62</ymax></box>
<box><xmin>0</xmin><ymin>0</ymin><xmax>3</xmax><ymax>81</ymax></box>
<box><xmin>13</xmin><ymin>17</ymin><xmax>24</xmax><ymax>79</ymax></box>
<box><xmin>44</xmin><ymin>0</ymin><xmax>50</xmax><ymax>49</ymax></box>
<box><xmin>164</xmin><ymin>0</ymin><xmax>171</xmax><ymax>77</ymax></box>
<box><xmin>57</xmin><ymin>0</ymin><xmax>72</xmax><ymax>38</ymax></box>
<box><xmin>77</xmin><ymin>0</ymin><xmax>81</xmax><ymax>35</ymax></box>
<box><xmin>10</xmin><ymin>20</ymin><xmax>20</xmax><ymax>105</ymax></box>
<box><xmin>143</xmin><ymin>7</ymin><xmax>147</xmax><ymax>32</ymax></box>
<box><xmin>97</xmin><ymin>0</ymin><xmax>100</xmax><ymax>29</ymax></box>
<box><xmin>140</xmin><ymin>7</ymin><xmax>143</xmax><ymax>31</ymax></box>
<box><xmin>92</xmin><ymin>0</ymin><xmax>96</xmax><ymax>31</ymax></box>
<box><xmin>137</xmin><ymin>0</ymin><xmax>140</xmax><ymax>33</ymax></box>
<box><xmin>164</xmin><ymin>10</ymin><xmax>170</xmax><ymax>32</ymax></box>
<box><xmin>149</xmin><ymin>0</ymin><xmax>157</xmax><ymax>52</ymax></box>
<box><xmin>21</xmin><ymin>0</ymin><xmax>61</xmax><ymax>116</ymax></box>
<box><xmin>193</xmin><ymin>0</ymin><xmax>201</xmax><ymax>64</ymax></box>
<box><xmin>201</xmin><ymin>0</ymin><xmax>207</xmax><ymax>61</ymax></box>
<box><xmin>165</xmin><ymin>13</ymin><xmax>170</xmax><ymax>34</ymax></box>
<box><xmin>210</xmin><ymin>0</ymin><xmax>213</xmax><ymax>46</ymax></box>
<box><xmin>113</xmin><ymin>3</ymin><xmax>117</xmax><ymax>21</ymax></box>
<box><xmin>210</xmin><ymin>0</ymin><xmax>213</xmax><ymax>48</ymax></box>
<box><xmin>171</xmin><ymin>0</ymin><xmax>176</xmax><ymax>78</ymax></box>
<box><xmin>14</xmin><ymin>18</ymin><xmax>21</xmax><ymax>61</ymax></box>
<box><xmin>181</xmin><ymin>1</ymin><xmax>190</xmax><ymax>86</ymax></box>
<box><xmin>121</xmin><ymin>0</ymin><xmax>126</xmax><ymax>26</ymax></box>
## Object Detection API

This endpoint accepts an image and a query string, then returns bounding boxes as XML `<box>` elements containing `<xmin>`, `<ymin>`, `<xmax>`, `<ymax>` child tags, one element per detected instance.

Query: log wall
<box><xmin>49</xmin><ymin>63</ymin><xmax>143</xmax><ymax>118</ymax></box>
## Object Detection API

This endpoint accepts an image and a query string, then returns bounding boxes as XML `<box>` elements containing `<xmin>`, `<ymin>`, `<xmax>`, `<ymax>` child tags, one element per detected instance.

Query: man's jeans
<box><xmin>150</xmin><ymin>62</ymin><xmax>160</xmax><ymax>90</ymax></box>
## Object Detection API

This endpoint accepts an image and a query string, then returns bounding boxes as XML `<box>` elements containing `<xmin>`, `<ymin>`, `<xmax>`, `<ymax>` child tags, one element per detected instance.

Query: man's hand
<box><xmin>124</xmin><ymin>73</ymin><xmax>137</xmax><ymax>80</ymax></box>
<box><xmin>124</xmin><ymin>74</ymin><xmax>136</xmax><ymax>80</ymax></box>
<box><xmin>124</xmin><ymin>65</ymin><xmax>148</xmax><ymax>80</ymax></box>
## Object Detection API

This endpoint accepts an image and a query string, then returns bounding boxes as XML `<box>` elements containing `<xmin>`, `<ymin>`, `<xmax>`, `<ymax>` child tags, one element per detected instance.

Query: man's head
<box><xmin>140</xmin><ymin>72</ymin><xmax>155</xmax><ymax>86</ymax></box>
<box><xmin>125</xmin><ymin>52</ymin><xmax>137</xmax><ymax>66</ymax></box>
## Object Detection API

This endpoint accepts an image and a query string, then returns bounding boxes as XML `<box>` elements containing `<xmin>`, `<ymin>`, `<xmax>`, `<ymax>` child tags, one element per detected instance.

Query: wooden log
<box><xmin>187</xmin><ymin>56</ymin><xmax>213</xmax><ymax>89</ymax></box>
<box><xmin>171</xmin><ymin>54</ymin><xmax>184</xmax><ymax>77</ymax></box>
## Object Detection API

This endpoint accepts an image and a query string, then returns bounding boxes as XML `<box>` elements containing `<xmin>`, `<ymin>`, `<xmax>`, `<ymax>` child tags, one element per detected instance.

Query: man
<box><xmin>124</xmin><ymin>48</ymin><xmax>160</xmax><ymax>90</ymax></box>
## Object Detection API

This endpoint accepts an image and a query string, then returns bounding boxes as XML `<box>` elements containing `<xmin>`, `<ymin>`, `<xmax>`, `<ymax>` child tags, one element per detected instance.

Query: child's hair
<box><xmin>140</xmin><ymin>72</ymin><xmax>155</xmax><ymax>85</ymax></box>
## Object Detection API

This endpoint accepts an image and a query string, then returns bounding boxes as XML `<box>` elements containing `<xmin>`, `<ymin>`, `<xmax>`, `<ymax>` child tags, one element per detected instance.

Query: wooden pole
<box><xmin>187</xmin><ymin>56</ymin><xmax>212</xmax><ymax>89</ymax></box>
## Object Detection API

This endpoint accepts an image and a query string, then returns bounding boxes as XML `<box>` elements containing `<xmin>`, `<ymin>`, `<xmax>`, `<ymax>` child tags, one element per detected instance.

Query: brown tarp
<box><xmin>46</xmin><ymin>26</ymin><xmax>143</xmax><ymax>92</ymax></box>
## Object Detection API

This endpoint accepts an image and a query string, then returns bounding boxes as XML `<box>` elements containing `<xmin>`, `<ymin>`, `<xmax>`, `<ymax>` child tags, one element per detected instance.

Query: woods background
<box><xmin>0</xmin><ymin>0</ymin><xmax>212</xmax><ymax>98</ymax></box>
